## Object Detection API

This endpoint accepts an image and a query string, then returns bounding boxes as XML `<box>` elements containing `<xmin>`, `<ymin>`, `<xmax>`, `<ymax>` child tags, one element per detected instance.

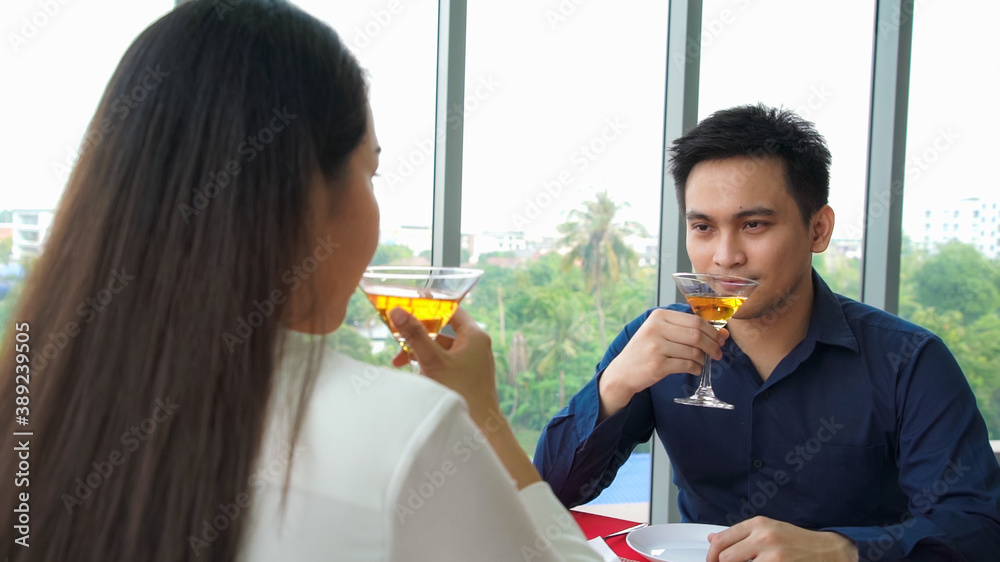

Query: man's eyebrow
<box><xmin>375</xmin><ymin>145</ymin><xmax>382</xmax><ymax>154</ymax></box>
<box><xmin>733</xmin><ymin>206</ymin><xmax>776</xmax><ymax>219</ymax></box>
<box><xmin>685</xmin><ymin>207</ymin><xmax>777</xmax><ymax>222</ymax></box>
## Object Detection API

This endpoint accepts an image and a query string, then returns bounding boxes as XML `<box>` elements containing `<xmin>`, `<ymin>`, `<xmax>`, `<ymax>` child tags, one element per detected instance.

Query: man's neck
<box><xmin>726</xmin><ymin>274</ymin><xmax>816</xmax><ymax>382</ymax></box>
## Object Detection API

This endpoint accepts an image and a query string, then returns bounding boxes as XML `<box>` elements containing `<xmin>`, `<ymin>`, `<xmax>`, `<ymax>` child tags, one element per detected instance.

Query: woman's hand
<box><xmin>389</xmin><ymin>307</ymin><xmax>542</xmax><ymax>490</ymax></box>
<box><xmin>388</xmin><ymin>307</ymin><xmax>499</xmax><ymax>429</ymax></box>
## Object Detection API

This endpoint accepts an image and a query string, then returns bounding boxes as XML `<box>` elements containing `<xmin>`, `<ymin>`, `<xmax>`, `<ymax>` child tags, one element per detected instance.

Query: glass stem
<box><xmin>698</xmin><ymin>352</ymin><xmax>714</xmax><ymax>395</ymax></box>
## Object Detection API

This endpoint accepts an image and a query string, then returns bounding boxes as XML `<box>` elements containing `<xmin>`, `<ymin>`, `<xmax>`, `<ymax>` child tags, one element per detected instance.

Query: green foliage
<box><xmin>0</xmin><ymin>237</ymin><xmax>12</xmax><ymax>265</ymax></box>
<box><xmin>371</xmin><ymin>243</ymin><xmax>414</xmax><ymax>266</ymax></box>
<box><xmin>0</xmin><ymin>255</ymin><xmax>34</xmax><ymax>346</ymax></box>
<box><xmin>897</xmin><ymin>240</ymin><xmax>1000</xmax><ymax>438</ymax></box>
<box><xmin>557</xmin><ymin>190</ymin><xmax>649</xmax><ymax>349</ymax></box>
<box><xmin>346</xmin><ymin>234</ymin><xmax>1000</xmax><ymax>449</ymax></box>
<box><xmin>909</xmin><ymin>240</ymin><xmax>1000</xmax><ymax>323</ymax></box>
<box><xmin>325</xmin><ymin>325</ymin><xmax>375</xmax><ymax>363</ymax></box>
<box><xmin>418</xmin><ymin>247</ymin><xmax>471</xmax><ymax>264</ymax></box>
<box><xmin>812</xmin><ymin>251</ymin><xmax>861</xmax><ymax>300</ymax></box>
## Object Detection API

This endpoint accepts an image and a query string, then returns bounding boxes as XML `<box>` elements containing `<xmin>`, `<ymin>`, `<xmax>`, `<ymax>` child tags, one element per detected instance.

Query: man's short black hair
<box><xmin>668</xmin><ymin>103</ymin><xmax>832</xmax><ymax>223</ymax></box>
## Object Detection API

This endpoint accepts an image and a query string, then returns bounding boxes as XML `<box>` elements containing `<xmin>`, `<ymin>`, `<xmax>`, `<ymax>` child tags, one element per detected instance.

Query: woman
<box><xmin>0</xmin><ymin>1</ymin><xmax>601</xmax><ymax>560</ymax></box>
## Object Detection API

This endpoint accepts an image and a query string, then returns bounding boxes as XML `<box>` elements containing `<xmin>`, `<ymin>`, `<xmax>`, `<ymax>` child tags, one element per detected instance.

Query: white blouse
<box><xmin>239</xmin><ymin>334</ymin><xmax>601</xmax><ymax>561</ymax></box>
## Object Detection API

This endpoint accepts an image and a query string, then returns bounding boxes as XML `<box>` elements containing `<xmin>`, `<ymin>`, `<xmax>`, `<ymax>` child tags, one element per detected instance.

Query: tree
<box><xmin>899</xmin><ymin>240</ymin><xmax>1000</xmax><ymax>440</ymax></box>
<box><xmin>557</xmin><ymin>191</ymin><xmax>648</xmax><ymax>349</ymax></box>
<box><xmin>325</xmin><ymin>326</ymin><xmax>375</xmax><ymax>363</ymax></box>
<box><xmin>0</xmin><ymin>237</ymin><xmax>12</xmax><ymax>265</ymax></box>
<box><xmin>528</xmin><ymin>290</ymin><xmax>593</xmax><ymax>411</ymax></box>
<box><xmin>911</xmin><ymin>241</ymin><xmax>1000</xmax><ymax>323</ymax></box>
<box><xmin>371</xmin><ymin>243</ymin><xmax>414</xmax><ymax>266</ymax></box>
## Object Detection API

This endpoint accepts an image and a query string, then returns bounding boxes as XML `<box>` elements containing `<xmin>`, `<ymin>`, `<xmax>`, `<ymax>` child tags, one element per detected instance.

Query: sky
<box><xmin>2</xmin><ymin>0</ymin><xmax>997</xmax><ymax>247</ymax></box>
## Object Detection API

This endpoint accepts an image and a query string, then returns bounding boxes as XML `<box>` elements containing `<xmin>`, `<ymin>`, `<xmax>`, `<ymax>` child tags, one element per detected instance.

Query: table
<box><xmin>571</xmin><ymin>510</ymin><xmax>646</xmax><ymax>561</ymax></box>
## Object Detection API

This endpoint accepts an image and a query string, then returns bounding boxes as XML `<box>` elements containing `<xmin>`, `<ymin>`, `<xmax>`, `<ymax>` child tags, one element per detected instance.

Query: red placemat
<box><xmin>571</xmin><ymin>510</ymin><xmax>646</xmax><ymax>561</ymax></box>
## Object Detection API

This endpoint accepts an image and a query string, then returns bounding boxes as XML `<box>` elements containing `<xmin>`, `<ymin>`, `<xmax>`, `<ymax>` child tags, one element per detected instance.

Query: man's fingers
<box><xmin>389</xmin><ymin>307</ymin><xmax>441</xmax><ymax>370</ymax></box>
<box><xmin>705</xmin><ymin>522</ymin><xmax>753</xmax><ymax>562</ymax></box>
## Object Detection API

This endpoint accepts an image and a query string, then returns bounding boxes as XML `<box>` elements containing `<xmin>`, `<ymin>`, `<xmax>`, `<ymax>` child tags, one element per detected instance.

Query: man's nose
<box><xmin>713</xmin><ymin>233</ymin><xmax>747</xmax><ymax>269</ymax></box>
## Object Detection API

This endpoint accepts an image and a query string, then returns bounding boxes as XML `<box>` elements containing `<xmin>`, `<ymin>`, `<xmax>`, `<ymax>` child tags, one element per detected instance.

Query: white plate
<box><xmin>625</xmin><ymin>523</ymin><xmax>728</xmax><ymax>562</ymax></box>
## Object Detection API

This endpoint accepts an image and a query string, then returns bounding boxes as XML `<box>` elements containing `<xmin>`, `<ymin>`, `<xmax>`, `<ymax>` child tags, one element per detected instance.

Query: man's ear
<box><xmin>810</xmin><ymin>205</ymin><xmax>835</xmax><ymax>253</ymax></box>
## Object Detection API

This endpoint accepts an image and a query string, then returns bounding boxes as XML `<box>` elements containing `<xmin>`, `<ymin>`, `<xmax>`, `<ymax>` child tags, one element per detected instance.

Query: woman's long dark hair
<box><xmin>0</xmin><ymin>1</ymin><xmax>368</xmax><ymax>560</ymax></box>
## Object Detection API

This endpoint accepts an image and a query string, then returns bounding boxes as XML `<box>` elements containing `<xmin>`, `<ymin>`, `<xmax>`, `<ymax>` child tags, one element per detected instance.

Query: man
<box><xmin>534</xmin><ymin>104</ymin><xmax>1000</xmax><ymax>561</ymax></box>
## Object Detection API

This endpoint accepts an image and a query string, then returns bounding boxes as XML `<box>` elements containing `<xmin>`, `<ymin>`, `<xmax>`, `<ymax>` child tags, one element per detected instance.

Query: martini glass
<box><xmin>672</xmin><ymin>273</ymin><xmax>759</xmax><ymax>410</ymax></box>
<box><xmin>359</xmin><ymin>267</ymin><xmax>484</xmax><ymax>360</ymax></box>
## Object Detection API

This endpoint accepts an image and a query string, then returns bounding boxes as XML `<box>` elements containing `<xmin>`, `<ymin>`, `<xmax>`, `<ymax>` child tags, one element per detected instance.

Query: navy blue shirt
<box><xmin>534</xmin><ymin>271</ymin><xmax>1000</xmax><ymax>561</ymax></box>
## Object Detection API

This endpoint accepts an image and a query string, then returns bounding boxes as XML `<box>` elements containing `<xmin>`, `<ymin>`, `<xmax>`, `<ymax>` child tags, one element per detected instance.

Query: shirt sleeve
<box><xmin>822</xmin><ymin>335</ymin><xmax>1000</xmax><ymax>561</ymax></box>
<box><xmin>387</xmin><ymin>391</ymin><xmax>602</xmax><ymax>562</ymax></box>
<box><xmin>533</xmin><ymin>308</ymin><xmax>661</xmax><ymax>508</ymax></box>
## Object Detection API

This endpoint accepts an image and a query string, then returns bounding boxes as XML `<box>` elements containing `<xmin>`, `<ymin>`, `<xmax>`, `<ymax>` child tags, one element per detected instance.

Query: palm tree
<box><xmin>529</xmin><ymin>293</ymin><xmax>592</xmax><ymax>410</ymax></box>
<box><xmin>557</xmin><ymin>191</ymin><xmax>648</xmax><ymax>349</ymax></box>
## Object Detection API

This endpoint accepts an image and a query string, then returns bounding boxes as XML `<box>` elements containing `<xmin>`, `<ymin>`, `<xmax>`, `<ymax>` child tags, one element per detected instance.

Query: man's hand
<box><xmin>597</xmin><ymin>309</ymin><xmax>727</xmax><ymax>420</ymax></box>
<box><xmin>706</xmin><ymin>516</ymin><xmax>858</xmax><ymax>562</ymax></box>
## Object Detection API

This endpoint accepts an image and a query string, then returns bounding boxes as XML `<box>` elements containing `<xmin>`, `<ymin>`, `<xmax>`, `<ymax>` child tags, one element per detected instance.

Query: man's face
<box><xmin>683</xmin><ymin>155</ymin><xmax>822</xmax><ymax>320</ymax></box>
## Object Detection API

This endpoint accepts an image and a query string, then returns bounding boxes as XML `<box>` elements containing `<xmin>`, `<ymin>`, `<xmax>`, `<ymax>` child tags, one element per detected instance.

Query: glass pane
<box><xmin>699</xmin><ymin>0</ymin><xmax>876</xmax><ymax>299</ymax></box>
<box><xmin>899</xmin><ymin>1</ymin><xmax>1000</xmax><ymax>441</ymax></box>
<box><xmin>297</xmin><ymin>0</ymin><xmax>439</xmax><ymax>364</ymax></box>
<box><xmin>461</xmin><ymin>0</ymin><xmax>669</xmax><ymax>520</ymax></box>
<box><xmin>0</xmin><ymin>1</ymin><xmax>174</xmax><ymax>329</ymax></box>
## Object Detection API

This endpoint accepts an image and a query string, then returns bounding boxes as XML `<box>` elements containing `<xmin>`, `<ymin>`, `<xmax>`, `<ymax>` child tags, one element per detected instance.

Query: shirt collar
<box><xmin>807</xmin><ymin>268</ymin><xmax>859</xmax><ymax>353</ymax></box>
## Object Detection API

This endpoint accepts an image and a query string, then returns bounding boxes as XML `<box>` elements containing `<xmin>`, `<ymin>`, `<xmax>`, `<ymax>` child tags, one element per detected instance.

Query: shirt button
<box><xmin>760</xmin><ymin>390</ymin><xmax>770</xmax><ymax>400</ymax></box>
<box><xmin>752</xmin><ymin>459</ymin><xmax>763</xmax><ymax>469</ymax></box>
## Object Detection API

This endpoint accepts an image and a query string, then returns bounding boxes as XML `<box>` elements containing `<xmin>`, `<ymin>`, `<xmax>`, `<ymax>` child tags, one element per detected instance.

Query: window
<box><xmin>898</xmin><ymin>0</ymin><xmax>1000</xmax><ymax>440</ymax></box>
<box><xmin>298</xmin><ymin>0</ymin><xmax>440</xmax><ymax>363</ymax></box>
<box><xmin>1</xmin><ymin>1</ymin><xmax>174</xmax><ymax>222</ymax></box>
<box><xmin>458</xmin><ymin>0</ymin><xmax>669</xmax><ymax>519</ymax></box>
<box><xmin>700</xmin><ymin>0</ymin><xmax>875</xmax><ymax>300</ymax></box>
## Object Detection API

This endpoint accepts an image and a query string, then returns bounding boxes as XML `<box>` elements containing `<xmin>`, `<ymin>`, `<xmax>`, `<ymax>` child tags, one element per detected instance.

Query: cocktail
<box><xmin>359</xmin><ymin>266</ymin><xmax>484</xmax><ymax>354</ymax></box>
<box><xmin>672</xmin><ymin>273</ymin><xmax>759</xmax><ymax>410</ymax></box>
